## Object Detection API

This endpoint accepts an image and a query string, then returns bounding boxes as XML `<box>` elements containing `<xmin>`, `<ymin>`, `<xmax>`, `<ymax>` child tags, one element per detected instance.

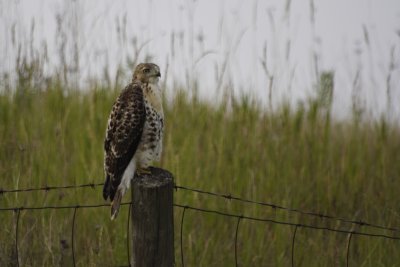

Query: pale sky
<box><xmin>1</xmin><ymin>0</ymin><xmax>399</xmax><ymax>119</ymax></box>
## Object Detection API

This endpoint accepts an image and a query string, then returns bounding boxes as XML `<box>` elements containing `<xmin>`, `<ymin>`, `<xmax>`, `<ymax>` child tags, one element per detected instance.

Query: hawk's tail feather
<box><xmin>110</xmin><ymin>189</ymin><xmax>123</xmax><ymax>220</ymax></box>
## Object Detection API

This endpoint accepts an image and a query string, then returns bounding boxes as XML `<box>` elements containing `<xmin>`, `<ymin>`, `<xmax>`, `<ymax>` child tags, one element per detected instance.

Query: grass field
<box><xmin>1</xmin><ymin>72</ymin><xmax>400</xmax><ymax>266</ymax></box>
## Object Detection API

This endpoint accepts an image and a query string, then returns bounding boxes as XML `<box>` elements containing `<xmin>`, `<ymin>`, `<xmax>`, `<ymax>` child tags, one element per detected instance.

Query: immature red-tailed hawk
<box><xmin>102</xmin><ymin>63</ymin><xmax>164</xmax><ymax>220</ymax></box>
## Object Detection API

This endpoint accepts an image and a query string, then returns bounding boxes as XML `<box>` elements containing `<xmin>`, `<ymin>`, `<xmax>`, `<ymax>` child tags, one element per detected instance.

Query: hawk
<box><xmin>102</xmin><ymin>63</ymin><xmax>164</xmax><ymax>220</ymax></box>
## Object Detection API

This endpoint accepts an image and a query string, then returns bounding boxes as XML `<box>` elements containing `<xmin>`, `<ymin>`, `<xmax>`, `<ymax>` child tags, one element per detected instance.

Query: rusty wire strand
<box><xmin>173</xmin><ymin>204</ymin><xmax>400</xmax><ymax>240</ymax></box>
<box><xmin>174</xmin><ymin>184</ymin><xmax>400</xmax><ymax>233</ymax></box>
<box><xmin>0</xmin><ymin>182</ymin><xmax>103</xmax><ymax>194</ymax></box>
<box><xmin>1</xmin><ymin>198</ymin><xmax>399</xmax><ymax>242</ymax></box>
<box><xmin>15</xmin><ymin>209</ymin><xmax>21</xmax><ymax>267</ymax></box>
<box><xmin>0</xmin><ymin>202</ymin><xmax>130</xmax><ymax>211</ymax></box>
<box><xmin>292</xmin><ymin>225</ymin><xmax>299</xmax><ymax>267</ymax></box>
<box><xmin>346</xmin><ymin>232</ymin><xmax>353</xmax><ymax>267</ymax></box>
<box><xmin>1</xmin><ymin>182</ymin><xmax>399</xmax><ymax>234</ymax></box>
<box><xmin>2</xmin><ymin>201</ymin><xmax>400</xmax><ymax>267</ymax></box>
<box><xmin>1</xmin><ymin>198</ymin><xmax>399</xmax><ymax>240</ymax></box>
<box><xmin>180</xmin><ymin>206</ymin><xmax>187</xmax><ymax>267</ymax></box>
<box><xmin>72</xmin><ymin>207</ymin><xmax>78</xmax><ymax>267</ymax></box>
<box><xmin>234</xmin><ymin>216</ymin><xmax>242</xmax><ymax>267</ymax></box>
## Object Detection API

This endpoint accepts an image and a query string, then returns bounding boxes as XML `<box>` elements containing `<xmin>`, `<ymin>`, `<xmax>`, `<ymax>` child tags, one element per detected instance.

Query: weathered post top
<box><xmin>131</xmin><ymin>167</ymin><xmax>174</xmax><ymax>267</ymax></box>
<box><xmin>133</xmin><ymin>167</ymin><xmax>173</xmax><ymax>188</ymax></box>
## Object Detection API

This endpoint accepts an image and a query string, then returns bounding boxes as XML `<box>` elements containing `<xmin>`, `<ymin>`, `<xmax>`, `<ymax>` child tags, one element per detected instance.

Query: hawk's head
<box><xmin>133</xmin><ymin>63</ymin><xmax>161</xmax><ymax>84</ymax></box>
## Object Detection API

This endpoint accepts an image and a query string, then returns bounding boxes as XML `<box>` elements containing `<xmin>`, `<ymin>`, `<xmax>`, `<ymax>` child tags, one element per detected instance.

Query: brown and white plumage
<box><xmin>102</xmin><ymin>63</ymin><xmax>164</xmax><ymax>220</ymax></box>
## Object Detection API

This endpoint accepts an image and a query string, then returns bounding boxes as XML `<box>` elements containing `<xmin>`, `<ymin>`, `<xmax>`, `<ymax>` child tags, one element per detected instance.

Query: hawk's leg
<box><xmin>136</xmin><ymin>167</ymin><xmax>151</xmax><ymax>176</ymax></box>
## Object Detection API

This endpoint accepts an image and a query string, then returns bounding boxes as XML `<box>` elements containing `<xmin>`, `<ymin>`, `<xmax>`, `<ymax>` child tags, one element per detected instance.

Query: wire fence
<box><xmin>1</xmin><ymin>182</ymin><xmax>400</xmax><ymax>267</ymax></box>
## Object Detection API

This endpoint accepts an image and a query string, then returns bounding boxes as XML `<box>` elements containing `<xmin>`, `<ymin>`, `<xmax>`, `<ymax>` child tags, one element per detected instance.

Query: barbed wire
<box><xmin>173</xmin><ymin>204</ymin><xmax>400</xmax><ymax>240</ymax></box>
<box><xmin>72</xmin><ymin>207</ymin><xmax>77</xmax><ymax>267</ymax></box>
<box><xmin>0</xmin><ymin>202</ymin><xmax>400</xmax><ymax>267</ymax></box>
<box><xmin>174</xmin><ymin>184</ymin><xmax>400</xmax><ymax>233</ymax></box>
<box><xmin>174</xmin><ymin>203</ymin><xmax>400</xmax><ymax>267</ymax></box>
<box><xmin>234</xmin><ymin>216</ymin><xmax>241</xmax><ymax>267</ymax></box>
<box><xmin>15</xmin><ymin>209</ymin><xmax>20</xmax><ymax>267</ymax></box>
<box><xmin>1</xmin><ymin>181</ymin><xmax>399</xmax><ymax>234</ymax></box>
<box><xmin>2</xmin><ymin>200</ymin><xmax>400</xmax><ymax>266</ymax></box>
<box><xmin>0</xmin><ymin>182</ymin><xmax>104</xmax><ymax>194</ymax></box>
<box><xmin>291</xmin><ymin>225</ymin><xmax>298</xmax><ymax>267</ymax></box>
<box><xmin>0</xmin><ymin>203</ymin><xmax>114</xmax><ymax>211</ymax></box>
<box><xmin>4</xmin><ymin>202</ymin><xmax>132</xmax><ymax>267</ymax></box>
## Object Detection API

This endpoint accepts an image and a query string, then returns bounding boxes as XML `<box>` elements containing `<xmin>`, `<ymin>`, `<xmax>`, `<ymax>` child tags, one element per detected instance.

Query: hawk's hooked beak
<box><xmin>156</xmin><ymin>72</ymin><xmax>161</xmax><ymax>78</ymax></box>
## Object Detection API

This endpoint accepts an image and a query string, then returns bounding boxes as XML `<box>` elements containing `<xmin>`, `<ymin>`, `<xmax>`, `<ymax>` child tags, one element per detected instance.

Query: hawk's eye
<box><xmin>143</xmin><ymin>68</ymin><xmax>150</xmax><ymax>74</ymax></box>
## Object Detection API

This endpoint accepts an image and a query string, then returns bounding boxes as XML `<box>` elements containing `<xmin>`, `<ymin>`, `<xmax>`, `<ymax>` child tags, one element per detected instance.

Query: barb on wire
<box><xmin>174</xmin><ymin>184</ymin><xmax>400</xmax><ymax>233</ymax></box>
<box><xmin>173</xmin><ymin>204</ymin><xmax>400</xmax><ymax>241</ymax></box>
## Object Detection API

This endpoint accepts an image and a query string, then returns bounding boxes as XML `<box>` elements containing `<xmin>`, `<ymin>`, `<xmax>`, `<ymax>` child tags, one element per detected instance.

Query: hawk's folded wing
<box><xmin>103</xmin><ymin>82</ymin><xmax>146</xmax><ymax>201</ymax></box>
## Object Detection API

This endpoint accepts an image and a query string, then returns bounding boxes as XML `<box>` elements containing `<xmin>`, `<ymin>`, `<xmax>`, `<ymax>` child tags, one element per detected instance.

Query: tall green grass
<box><xmin>1</xmin><ymin>74</ymin><xmax>400</xmax><ymax>266</ymax></box>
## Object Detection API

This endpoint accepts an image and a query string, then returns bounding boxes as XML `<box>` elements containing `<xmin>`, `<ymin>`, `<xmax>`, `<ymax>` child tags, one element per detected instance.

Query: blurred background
<box><xmin>1</xmin><ymin>1</ymin><xmax>400</xmax><ymax>266</ymax></box>
<box><xmin>1</xmin><ymin>0</ymin><xmax>399</xmax><ymax>119</ymax></box>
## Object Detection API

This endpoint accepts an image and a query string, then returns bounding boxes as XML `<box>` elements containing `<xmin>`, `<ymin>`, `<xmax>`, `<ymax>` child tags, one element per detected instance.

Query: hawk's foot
<box><xmin>136</xmin><ymin>167</ymin><xmax>151</xmax><ymax>176</ymax></box>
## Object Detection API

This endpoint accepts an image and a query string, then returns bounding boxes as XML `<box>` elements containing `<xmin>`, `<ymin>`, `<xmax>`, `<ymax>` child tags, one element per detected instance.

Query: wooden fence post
<box><xmin>130</xmin><ymin>167</ymin><xmax>174</xmax><ymax>267</ymax></box>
